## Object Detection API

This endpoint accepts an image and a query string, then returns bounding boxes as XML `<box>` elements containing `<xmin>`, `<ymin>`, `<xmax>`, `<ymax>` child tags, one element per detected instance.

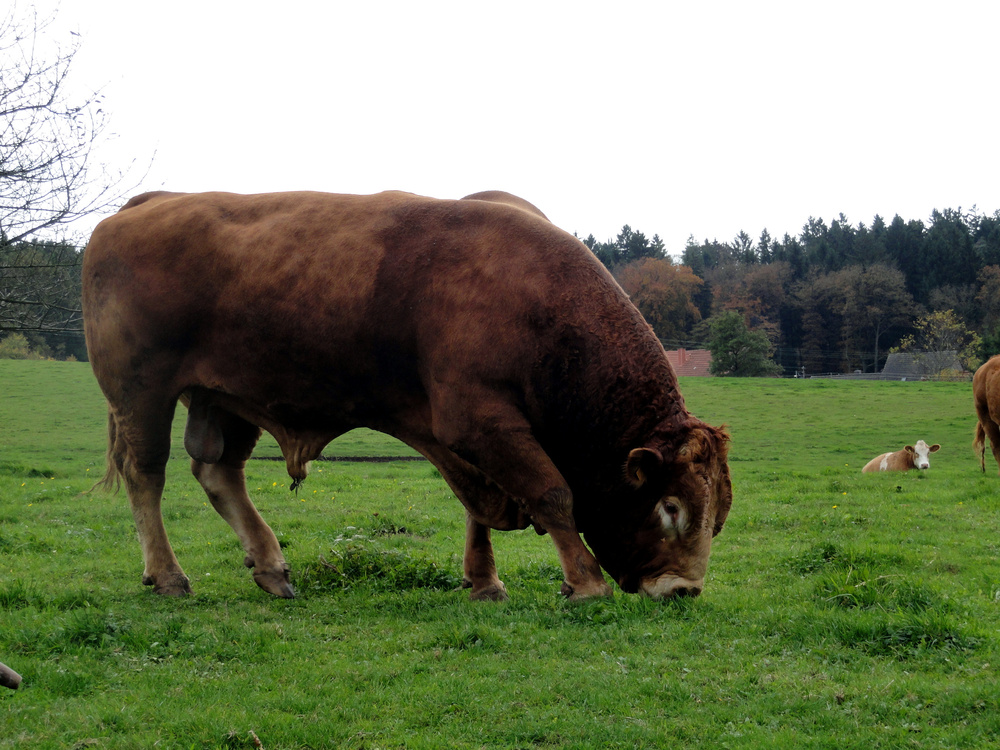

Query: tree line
<box><xmin>5</xmin><ymin>208</ymin><xmax>1000</xmax><ymax>370</ymax></box>
<box><xmin>582</xmin><ymin>207</ymin><xmax>1000</xmax><ymax>376</ymax></box>
<box><xmin>0</xmin><ymin>239</ymin><xmax>86</xmax><ymax>359</ymax></box>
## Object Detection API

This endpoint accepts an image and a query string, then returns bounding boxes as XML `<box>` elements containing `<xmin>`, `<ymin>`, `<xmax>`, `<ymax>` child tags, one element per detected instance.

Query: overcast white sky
<box><xmin>33</xmin><ymin>0</ymin><xmax>1000</xmax><ymax>257</ymax></box>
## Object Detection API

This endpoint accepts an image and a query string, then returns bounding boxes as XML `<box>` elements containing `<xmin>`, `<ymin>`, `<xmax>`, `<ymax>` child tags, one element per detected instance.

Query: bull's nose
<box><xmin>671</xmin><ymin>585</ymin><xmax>702</xmax><ymax>598</ymax></box>
<box><xmin>639</xmin><ymin>575</ymin><xmax>704</xmax><ymax>599</ymax></box>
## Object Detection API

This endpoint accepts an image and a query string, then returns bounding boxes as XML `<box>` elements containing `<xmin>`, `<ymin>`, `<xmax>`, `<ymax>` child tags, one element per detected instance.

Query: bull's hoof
<box><xmin>459</xmin><ymin>577</ymin><xmax>509</xmax><ymax>602</ymax></box>
<box><xmin>560</xmin><ymin>580</ymin><xmax>613</xmax><ymax>601</ymax></box>
<box><xmin>253</xmin><ymin>564</ymin><xmax>295</xmax><ymax>599</ymax></box>
<box><xmin>468</xmin><ymin>582</ymin><xmax>509</xmax><ymax>602</ymax></box>
<box><xmin>143</xmin><ymin>572</ymin><xmax>193</xmax><ymax>596</ymax></box>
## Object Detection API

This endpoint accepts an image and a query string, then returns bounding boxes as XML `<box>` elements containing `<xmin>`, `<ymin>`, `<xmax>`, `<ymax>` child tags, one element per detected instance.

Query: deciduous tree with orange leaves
<box><xmin>614</xmin><ymin>258</ymin><xmax>703</xmax><ymax>343</ymax></box>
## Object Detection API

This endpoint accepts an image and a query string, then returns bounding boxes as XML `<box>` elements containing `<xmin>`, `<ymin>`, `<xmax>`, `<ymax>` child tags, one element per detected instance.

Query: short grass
<box><xmin>2</xmin><ymin>360</ymin><xmax>999</xmax><ymax>749</ymax></box>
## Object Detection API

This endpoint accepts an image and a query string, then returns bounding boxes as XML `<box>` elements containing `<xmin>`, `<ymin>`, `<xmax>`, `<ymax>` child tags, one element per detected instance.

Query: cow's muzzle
<box><xmin>638</xmin><ymin>574</ymin><xmax>704</xmax><ymax>599</ymax></box>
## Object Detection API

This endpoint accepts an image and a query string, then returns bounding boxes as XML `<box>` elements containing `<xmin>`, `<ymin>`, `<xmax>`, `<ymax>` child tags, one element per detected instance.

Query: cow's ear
<box><xmin>626</xmin><ymin>447</ymin><xmax>663</xmax><ymax>487</ymax></box>
<box><xmin>904</xmin><ymin>445</ymin><xmax>915</xmax><ymax>455</ymax></box>
<box><xmin>929</xmin><ymin>444</ymin><xmax>941</xmax><ymax>452</ymax></box>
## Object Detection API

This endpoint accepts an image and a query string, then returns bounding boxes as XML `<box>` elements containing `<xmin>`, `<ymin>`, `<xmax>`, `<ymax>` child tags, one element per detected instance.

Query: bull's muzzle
<box><xmin>638</xmin><ymin>574</ymin><xmax>704</xmax><ymax>599</ymax></box>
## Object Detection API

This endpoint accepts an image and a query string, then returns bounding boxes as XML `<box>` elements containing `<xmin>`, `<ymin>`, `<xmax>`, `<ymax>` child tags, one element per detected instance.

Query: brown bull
<box><xmin>82</xmin><ymin>190</ymin><xmax>732</xmax><ymax>601</ymax></box>
<box><xmin>974</xmin><ymin>355</ymin><xmax>1000</xmax><ymax>473</ymax></box>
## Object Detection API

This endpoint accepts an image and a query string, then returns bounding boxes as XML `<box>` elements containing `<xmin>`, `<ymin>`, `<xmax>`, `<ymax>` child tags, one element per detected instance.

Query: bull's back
<box><xmin>84</xmin><ymin>192</ymin><xmax>389</xmax><ymax>397</ymax></box>
<box><xmin>83</xmin><ymin>190</ymin><xmax>625</xmax><ymax>424</ymax></box>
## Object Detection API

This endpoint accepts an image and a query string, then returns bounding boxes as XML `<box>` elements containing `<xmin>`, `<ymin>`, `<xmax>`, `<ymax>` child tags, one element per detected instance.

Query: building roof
<box><xmin>665</xmin><ymin>348</ymin><xmax>713</xmax><ymax>377</ymax></box>
<box><xmin>881</xmin><ymin>351</ymin><xmax>963</xmax><ymax>379</ymax></box>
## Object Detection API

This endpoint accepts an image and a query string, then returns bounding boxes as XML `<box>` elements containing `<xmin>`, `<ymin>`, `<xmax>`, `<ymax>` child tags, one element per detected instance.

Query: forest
<box><xmin>583</xmin><ymin>206</ymin><xmax>1000</xmax><ymax>376</ymax></box>
<box><xmin>0</xmin><ymin>240</ymin><xmax>86</xmax><ymax>361</ymax></box>
<box><xmin>3</xmin><ymin>205</ymin><xmax>1000</xmax><ymax>373</ymax></box>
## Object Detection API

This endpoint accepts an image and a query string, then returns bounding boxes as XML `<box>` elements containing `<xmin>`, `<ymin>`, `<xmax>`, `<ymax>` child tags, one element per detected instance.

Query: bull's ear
<box><xmin>626</xmin><ymin>447</ymin><xmax>663</xmax><ymax>488</ymax></box>
<box><xmin>677</xmin><ymin>427</ymin><xmax>714</xmax><ymax>464</ymax></box>
<box><xmin>929</xmin><ymin>444</ymin><xmax>941</xmax><ymax>452</ymax></box>
<box><xmin>713</xmin><ymin>465</ymin><xmax>733</xmax><ymax>537</ymax></box>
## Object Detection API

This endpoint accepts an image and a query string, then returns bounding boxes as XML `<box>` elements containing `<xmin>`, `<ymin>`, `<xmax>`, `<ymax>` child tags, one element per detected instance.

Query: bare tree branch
<box><xmin>0</xmin><ymin>3</ymin><xmax>147</xmax><ymax>354</ymax></box>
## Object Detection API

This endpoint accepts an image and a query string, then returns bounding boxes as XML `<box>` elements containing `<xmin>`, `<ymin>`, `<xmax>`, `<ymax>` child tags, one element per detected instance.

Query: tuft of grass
<box><xmin>54</xmin><ymin>609</ymin><xmax>121</xmax><ymax>651</ymax></box>
<box><xmin>0</xmin><ymin>460</ymin><xmax>54</xmax><ymax>478</ymax></box>
<box><xmin>368</xmin><ymin>514</ymin><xmax>410</xmax><ymax>536</ymax></box>
<box><xmin>221</xmin><ymin>730</ymin><xmax>266</xmax><ymax>750</ymax></box>
<box><xmin>830</xmin><ymin>610</ymin><xmax>981</xmax><ymax>657</ymax></box>
<box><xmin>0</xmin><ymin>582</ymin><xmax>101</xmax><ymax>612</ymax></box>
<box><xmin>50</xmin><ymin>590</ymin><xmax>105</xmax><ymax>611</ymax></box>
<box><xmin>297</xmin><ymin>543</ymin><xmax>461</xmax><ymax>593</ymax></box>
<box><xmin>432</xmin><ymin>624</ymin><xmax>502</xmax><ymax>652</ymax></box>
<box><xmin>788</xmin><ymin>541</ymin><xmax>903</xmax><ymax>575</ymax></box>
<box><xmin>813</xmin><ymin>566</ymin><xmax>941</xmax><ymax>612</ymax></box>
<box><xmin>0</xmin><ymin>579</ymin><xmax>42</xmax><ymax>609</ymax></box>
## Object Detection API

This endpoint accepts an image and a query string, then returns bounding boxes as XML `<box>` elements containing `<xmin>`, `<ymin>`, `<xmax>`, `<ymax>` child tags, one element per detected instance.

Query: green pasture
<box><xmin>2</xmin><ymin>360</ymin><xmax>999</xmax><ymax>749</ymax></box>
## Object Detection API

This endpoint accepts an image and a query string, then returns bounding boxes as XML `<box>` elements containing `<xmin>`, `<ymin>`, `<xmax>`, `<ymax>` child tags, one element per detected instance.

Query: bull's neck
<box><xmin>539</xmin><ymin>327</ymin><xmax>690</xmax><ymax>489</ymax></box>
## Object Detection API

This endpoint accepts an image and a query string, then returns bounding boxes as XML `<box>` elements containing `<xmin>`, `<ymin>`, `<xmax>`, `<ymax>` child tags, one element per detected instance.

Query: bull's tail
<box><xmin>92</xmin><ymin>406</ymin><xmax>124</xmax><ymax>493</ymax></box>
<box><xmin>974</xmin><ymin>420</ymin><xmax>987</xmax><ymax>473</ymax></box>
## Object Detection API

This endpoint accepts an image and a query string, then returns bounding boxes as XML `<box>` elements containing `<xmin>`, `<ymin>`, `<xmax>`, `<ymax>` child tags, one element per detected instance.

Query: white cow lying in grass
<box><xmin>862</xmin><ymin>440</ymin><xmax>940</xmax><ymax>473</ymax></box>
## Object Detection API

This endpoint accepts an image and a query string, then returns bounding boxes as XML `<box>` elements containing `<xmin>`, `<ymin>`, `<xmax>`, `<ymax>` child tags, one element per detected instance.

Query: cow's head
<box><xmin>907</xmin><ymin>439</ymin><xmax>940</xmax><ymax>469</ymax></box>
<box><xmin>583</xmin><ymin>422</ymin><xmax>732</xmax><ymax>598</ymax></box>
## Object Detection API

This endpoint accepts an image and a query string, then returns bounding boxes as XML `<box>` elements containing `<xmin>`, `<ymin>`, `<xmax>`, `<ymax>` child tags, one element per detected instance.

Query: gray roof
<box><xmin>882</xmin><ymin>351</ymin><xmax>963</xmax><ymax>378</ymax></box>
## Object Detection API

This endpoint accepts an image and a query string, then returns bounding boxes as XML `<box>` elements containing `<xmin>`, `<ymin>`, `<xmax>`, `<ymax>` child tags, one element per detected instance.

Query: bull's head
<box><xmin>584</xmin><ymin>423</ymin><xmax>732</xmax><ymax>598</ymax></box>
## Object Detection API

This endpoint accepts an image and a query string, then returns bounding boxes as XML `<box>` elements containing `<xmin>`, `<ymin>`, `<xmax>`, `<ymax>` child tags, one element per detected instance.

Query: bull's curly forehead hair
<box><xmin>651</xmin><ymin>419</ymin><xmax>730</xmax><ymax>463</ymax></box>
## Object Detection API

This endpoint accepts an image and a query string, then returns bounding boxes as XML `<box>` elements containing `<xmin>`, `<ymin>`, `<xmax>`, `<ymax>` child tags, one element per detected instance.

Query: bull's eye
<box><xmin>657</xmin><ymin>498</ymin><xmax>683</xmax><ymax>534</ymax></box>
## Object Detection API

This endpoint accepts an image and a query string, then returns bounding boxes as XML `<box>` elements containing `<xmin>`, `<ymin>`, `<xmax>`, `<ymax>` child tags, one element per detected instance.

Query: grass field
<box><xmin>2</xmin><ymin>360</ymin><xmax>999</xmax><ymax>749</ymax></box>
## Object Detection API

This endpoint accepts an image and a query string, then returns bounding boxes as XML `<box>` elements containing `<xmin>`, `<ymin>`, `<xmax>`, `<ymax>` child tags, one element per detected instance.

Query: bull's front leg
<box><xmin>434</xmin><ymin>400</ymin><xmax>612</xmax><ymax>601</ymax></box>
<box><xmin>461</xmin><ymin>512</ymin><xmax>508</xmax><ymax>601</ymax></box>
<box><xmin>532</xmin><ymin>487</ymin><xmax>613</xmax><ymax>600</ymax></box>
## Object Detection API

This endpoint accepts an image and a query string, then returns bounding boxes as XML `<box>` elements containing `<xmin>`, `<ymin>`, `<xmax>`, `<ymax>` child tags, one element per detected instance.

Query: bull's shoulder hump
<box><xmin>460</xmin><ymin>191</ymin><xmax>550</xmax><ymax>221</ymax></box>
<box><xmin>117</xmin><ymin>191</ymin><xmax>191</xmax><ymax>212</ymax></box>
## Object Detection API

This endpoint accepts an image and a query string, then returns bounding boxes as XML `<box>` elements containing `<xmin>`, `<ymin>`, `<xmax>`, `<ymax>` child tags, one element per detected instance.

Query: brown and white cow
<box><xmin>861</xmin><ymin>440</ymin><xmax>940</xmax><ymax>473</ymax></box>
<box><xmin>973</xmin><ymin>355</ymin><xmax>1000</xmax><ymax>473</ymax></box>
<box><xmin>82</xmin><ymin>190</ymin><xmax>732</xmax><ymax>602</ymax></box>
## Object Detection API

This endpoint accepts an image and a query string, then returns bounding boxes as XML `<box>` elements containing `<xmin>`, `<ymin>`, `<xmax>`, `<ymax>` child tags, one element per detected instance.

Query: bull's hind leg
<box><xmin>112</xmin><ymin>405</ymin><xmax>193</xmax><ymax>596</ymax></box>
<box><xmin>185</xmin><ymin>396</ymin><xmax>294</xmax><ymax>598</ymax></box>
